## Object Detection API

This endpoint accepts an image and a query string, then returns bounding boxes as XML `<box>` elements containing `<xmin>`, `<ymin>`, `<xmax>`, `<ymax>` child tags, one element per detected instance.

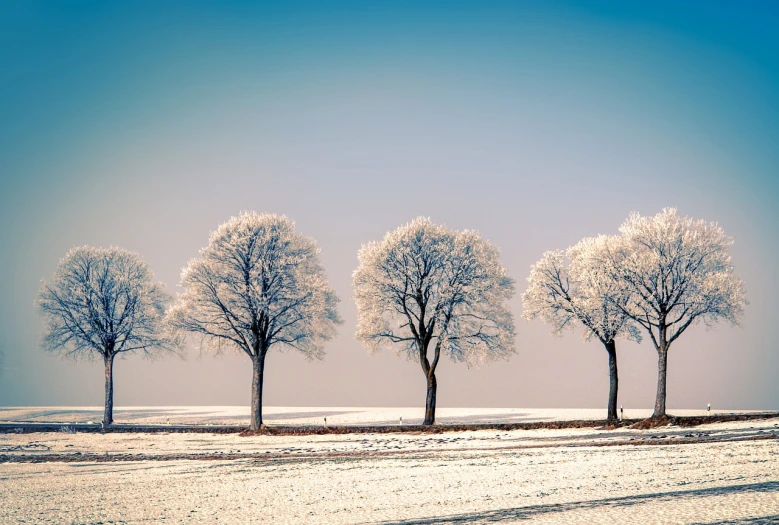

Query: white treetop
<box><xmin>37</xmin><ymin>246</ymin><xmax>176</xmax><ymax>360</ymax></box>
<box><xmin>522</xmin><ymin>235</ymin><xmax>639</xmax><ymax>345</ymax></box>
<box><xmin>168</xmin><ymin>212</ymin><xmax>341</xmax><ymax>361</ymax></box>
<box><xmin>605</xmin><ymin>208</ymin><xmax>746</xmax><ymax>350</ymax></box>
<box><xmin>353</xmin><ymin>217</ymin><xmax>516</xmax><ymax>368</ymax></box>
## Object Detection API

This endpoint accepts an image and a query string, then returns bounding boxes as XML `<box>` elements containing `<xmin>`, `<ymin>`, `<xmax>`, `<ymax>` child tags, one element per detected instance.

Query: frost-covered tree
<box><xmin>523</xmin><ymin>236</ymin><xmax>639</xmax><ymax>422</ymax></box>
<box><xmin>37</xmin><ymin>246</ymin><xmax>178</xmax><ymax>425</ymax></box>
<box><xmin>353</xmin><ymin>217</ymin><xmax>515</xmax><ymax>425</ymax></box>
<box><xmin>168</xmin><ymin>212</ymin><xmax>341</xmax><ymax>430</ymax></box>
<box><xmin>601</xmin><ymin>209</ymin><xmax>746</xmax><ymax>418</ymax></box>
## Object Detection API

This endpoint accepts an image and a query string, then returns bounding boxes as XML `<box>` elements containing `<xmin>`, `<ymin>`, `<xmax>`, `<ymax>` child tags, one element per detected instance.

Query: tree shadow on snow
<box><xmin>690</xmin><ymin>516</ymin><xmax>779</xmax><ymax>525</ymax></box>
<box><xmin>377</xmin><ymin>481</ymin><xmax>779</xmax><ymax>524</ymax></box>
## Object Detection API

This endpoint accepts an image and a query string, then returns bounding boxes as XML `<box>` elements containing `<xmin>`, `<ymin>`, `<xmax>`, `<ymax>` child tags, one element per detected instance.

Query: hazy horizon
<box><xmin>1</xmin><ymin>1</ymin><xmax>778</xmax><ymax>412</ymax></box>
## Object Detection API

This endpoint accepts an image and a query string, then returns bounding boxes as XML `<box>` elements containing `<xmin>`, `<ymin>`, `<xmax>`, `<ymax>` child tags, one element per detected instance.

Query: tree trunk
<box><xmin>423</xmin><ymin>373</ymin><xmax>437</xmax><ymax>425</ymax></box>
<box><xmin>652</xmin><ymin>346</ymin><xmax>669</xmax><ymax>418</ymax></box>
<box><xmin>249</xmin><ymin>353</ymin><xmax>266</xmax><ymax>431</ymax></box>
<box><xmin>605</xmin><ymin>340</ymin><xmax>619</xmax><ymax>422</ymax></box>
<box><xmin>103</xmin><ymin>354</ymin><xmax>115</xmax><ymax>426</ymax></box>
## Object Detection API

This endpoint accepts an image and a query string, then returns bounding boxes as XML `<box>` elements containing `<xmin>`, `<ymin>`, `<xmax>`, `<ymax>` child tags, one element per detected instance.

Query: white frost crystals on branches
<box><xmin>37</xmin><ymin>246</ymin><xmax>179</xmax><ymax>425</ymax></box>
<box><xmin>522</xmin><ymin>237</ymin><xmax>640</xmax><ymax>344</ymax></box>
<box><xmin>167</xmin><ymin>212</ymin><xmax>341</xmax><ymax>430</ymax></box>
<box><xmin>353</xmin><ymin>217</ymin><xmax>515</xmax><ymax>425</ymax></box>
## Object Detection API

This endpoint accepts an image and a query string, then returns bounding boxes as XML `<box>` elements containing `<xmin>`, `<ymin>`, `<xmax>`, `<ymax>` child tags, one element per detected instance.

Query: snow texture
<box><xmin>1</xmin><ymin>408</ymin><xmax>777</xmax><ymax>524</ymax></box>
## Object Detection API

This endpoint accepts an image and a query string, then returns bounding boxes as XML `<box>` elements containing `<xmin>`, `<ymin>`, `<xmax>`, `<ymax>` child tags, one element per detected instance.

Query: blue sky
<box><xmin>1</xmin><ymin>1</ymin><xmax>777</xmax><ymax>410</ymax></box>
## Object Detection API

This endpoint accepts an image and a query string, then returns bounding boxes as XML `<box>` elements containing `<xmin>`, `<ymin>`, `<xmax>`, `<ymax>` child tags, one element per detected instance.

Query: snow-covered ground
<box><xmin>1</xmin><ymin>409</ymin><xmax>777</xmax><ymax>524</ymax></box>
<box><xmin>0</xmin><ymin>405</ymin><xmax>758</xmax><ymax>426</ymax></box>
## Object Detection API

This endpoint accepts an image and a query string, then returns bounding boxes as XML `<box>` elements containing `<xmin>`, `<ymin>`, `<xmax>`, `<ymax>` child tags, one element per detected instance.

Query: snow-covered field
<box><xmin>0</xmin><ymin>405</ymin><xmax>754</xmax><ymax>426</ymax></box>
<box><xmin>1</xmin><ymin>408</ymin><xmax>778</xmax><ymax>524</ymax></box>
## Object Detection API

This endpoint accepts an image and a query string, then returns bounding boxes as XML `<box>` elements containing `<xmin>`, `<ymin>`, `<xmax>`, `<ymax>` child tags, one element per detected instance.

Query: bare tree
<box><xmin>523</xmin><ymin>236</ymin><xmax>639</xmax><ymax>422</ymax></box>
<box><xmin>168</xmin><ymin>212</ymin><xmax>341</xmax><ymax>430</ymax></box>
<box><xmin>37</xmin><ymin>246</ymin><xmax>178</xmax><ymax>425</ymax></box>
<box><xmin>601</xmin><ymin>209</ymin><xmax>746</xmax><ymax>418</ymax></box>
<box><xmin>353</xmin><ymin>217</ymin><xmax>515</xmax><ymax>425</ymax></box>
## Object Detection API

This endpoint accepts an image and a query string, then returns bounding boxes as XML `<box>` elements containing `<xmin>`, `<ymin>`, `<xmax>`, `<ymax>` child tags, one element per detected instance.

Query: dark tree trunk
<box><xmin>652</xmin><ymin>346</ymin><xmax>669</xmax><ymax>418</ymax></box>
<box><xmin>423</xmin><ymin>373</ymin><xmax>437</xmax><ymax>425</ymax></box>
<box><xmin>605</xmin><ymin>340</ymin><xmax>619</xmax><ymax>422</ymax></box>
<box><xmin>250</xmin><ymin>352</ymin><xmax>266</xmax><ymax>431</ymax></box>
<box><xmin>103</xmin><ymin>354</ymin><xmax>115</xmax><ymax>426</ymax></box>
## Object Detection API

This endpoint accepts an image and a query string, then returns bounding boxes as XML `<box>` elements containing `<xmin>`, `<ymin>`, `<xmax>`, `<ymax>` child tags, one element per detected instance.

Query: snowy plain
<box><xmin>0</xmin><ymin>405</ymin><xmax>747</xmax><ymax>426</ymax></box>
<box><xmin>1</xmin><ymin>407</ymin><xmax>778</xmax><ymax>524</ymax></box>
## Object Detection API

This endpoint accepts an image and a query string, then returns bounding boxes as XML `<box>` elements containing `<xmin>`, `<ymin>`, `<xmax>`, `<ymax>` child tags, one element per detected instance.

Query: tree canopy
<box><xmin>523</xmin><ymin>236</ymin><xmax>640</xmax><ymax>346</ymax></box>
<box><xmin>606</xmin><ymin>208</ymin><xmax>746</xmax><ymax>349</ymax></box>
<box><xmin>168</xmin><ymin>212</ymin><xmax>341</xmax><ymax>361</ymax></box>
<box><xmin>354</xmin><ymin>217</ymin><xmax>515</xmax><ymax>367</ymax></box>
<box><xmin>37</xmin><ymin>246</ymin><xmax>177</xmax><ymax>361</ymax></box>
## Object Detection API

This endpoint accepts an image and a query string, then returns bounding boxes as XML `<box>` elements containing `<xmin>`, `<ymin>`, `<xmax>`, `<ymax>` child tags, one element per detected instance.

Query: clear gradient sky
<box><xmin>1</xmin><ymin>1</ymin><xmax>777</xmax><ymax>410</ymax></box>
